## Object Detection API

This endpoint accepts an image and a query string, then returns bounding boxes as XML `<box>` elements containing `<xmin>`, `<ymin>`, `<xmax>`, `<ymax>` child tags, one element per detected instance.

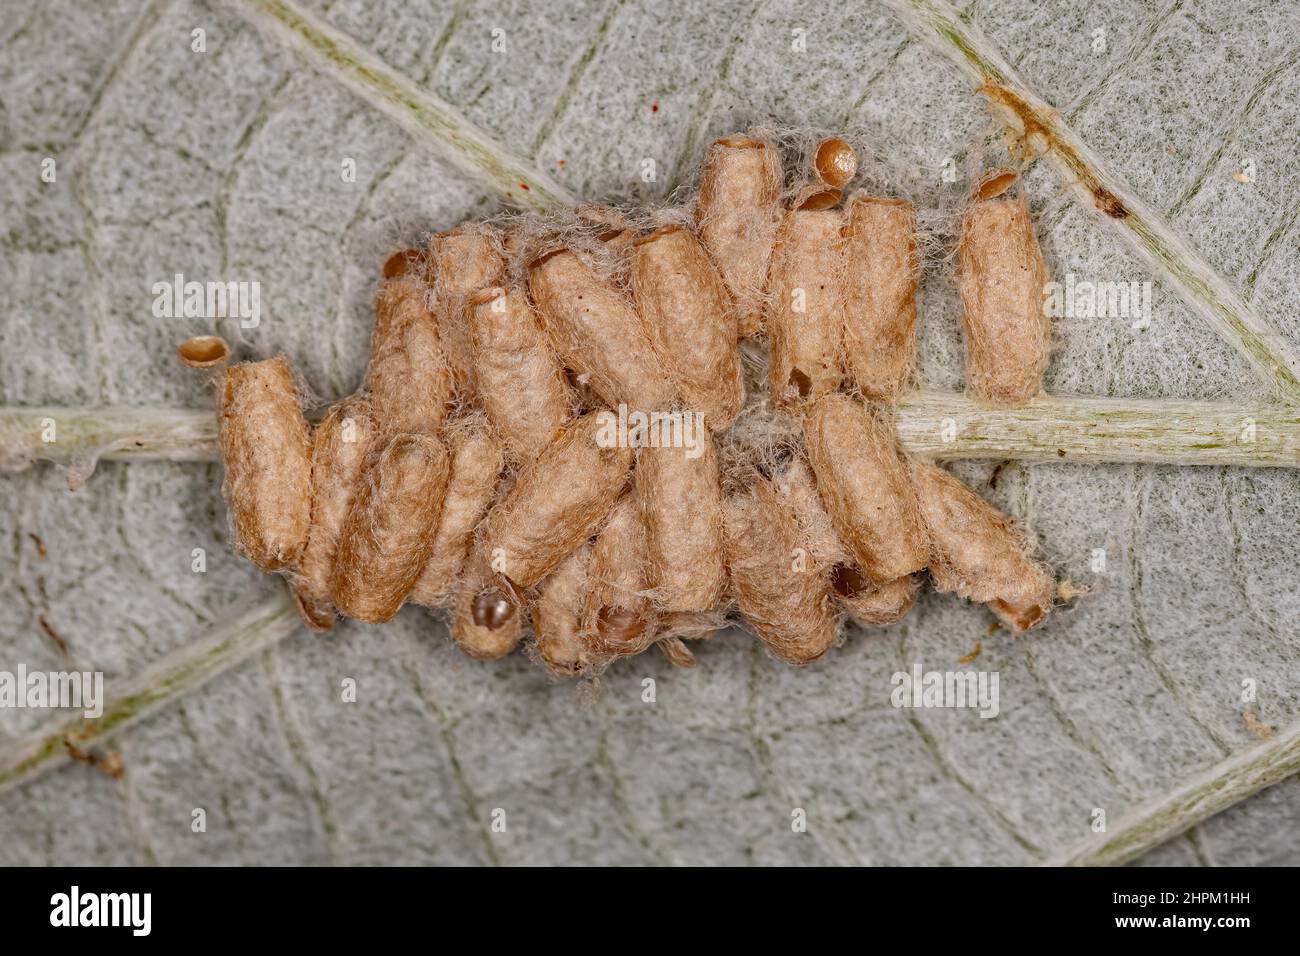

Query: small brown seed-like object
<box><xmin>815</xmin><ymin>137</ymin><xmax>858</xmax><ymax>190</ymax></box>
<box><xmin>408</xmin><ymin>421</ymin><xmax>503</xmax><ymax>609</ymax></box>
<box><xmin>695</xmin><ymin>135</ymin><xmax>783</xmax><ymax>337</ymax></box>
<box><xmin>803</xmin><ymin>393</ymin><xmax>928</xmax><ymax>584</ymax></box>
<box><xmin>792</xmin><ymin>137</ymin><xmax>859</xmax><ymax>211</ymax></box>
<box><xmin>177</xmin><ymin>335</ymin><xmax>230</xmax><ymax>369</ymax></box>
<box><xmin>294</xmin><ymin>396</ymin><xmax>379</xmax><ymax>630</ymax></box>
<box><xmin>219</xmin><ymin>357</ymin><xmax>313</xmax><ymax>573</ymax></box>
<box><xmin>482</xmin><ymin>411</ymin><xmax>632</xmax><ymax>589</ymax></box>
<box><xmin>957</xmin><ymin>170</ymin><xmax>1051</xmax><ymax>405</ymax></box>
<box><xmin>465</xmin><ymin>286</ymin><xmax>571</xmax><ymax>461</ymax></box>
<box><xmin>911</xmin><ymin>459</ymin><xmax>1054</xmax><ymax>632</ymax></box>
<box><xmin>766</xmin><ymin>209</ymin><xmax>846</xmax><ymax>406</ymax></box>
<box><xmin>638</xmin><ymin>438</ymin><xmax>725</xmax><ymax>612</ymax></box>
<box><xmin>330</xmin><ymin>433</ymin><xmax>450</xmax><ymax>624</ymax></box>
<box><xmin>529</xmin><ymin>247</ymin><xmax>675</xmax><ymax>412</ymax></box>
<box><xmin>453</xmin><ymin>551</ymin><xmax>523</xmax><ymax>661</ymax></box>
<box><xmin>367</xmin><ymin>256</ymin><xmax>451</xmax><ymax>435</ymax></box>
<box><xmin>531</xmin><ymin>544</ymin><xmax>595</xmax><ymax>677</ymax></box>
<box><xmin>581</xmin><ymin>496</ymin><xmax>656</xmax><ymax>659</ymax></box>
<box><xmin>842</xmin><ymin>196</ymin><xmax>919</xmax><ymax>402</ymax></box>
<box><xmin>723</xmin><ymin>478</ymin><xmax>837</xmax><ymax>665</ymax></box>
<box><xmin>632</xmin><ymin>225</ymin><xmax>745</xmax><ymax>431</ymax></box>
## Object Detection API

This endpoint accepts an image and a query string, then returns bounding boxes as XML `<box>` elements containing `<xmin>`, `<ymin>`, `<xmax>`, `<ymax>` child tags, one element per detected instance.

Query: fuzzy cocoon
<box><xmin>294</xmin><ymin>395</ymin><xmax>379</xmax><ymax>629</ymax></box>
<box><xmin>367</xmin><ymin>266</ymin><xmax>452</xmax><ymax>435</ymax></box>
<box><xmin>770</xmin><ymin>456</ymin><xmax>843</xmax><ymax>571</ymax></box>
<box><xmin>766</xmin><ymin>208</ymin><xmax>846</xmax><ymax>406</ymax></box>
<box><xmin>219</xmin><ymin>357</ymin><xmax>313</xmax><ymax>573</ymax></box>
<box><xmin>803</xmin><ymin>393</ymin><xmax>929</xmax><ymax>584</ymax></box>
<box><xmin>580</xmin><ymin>495</ymin><xmax>657</xmax><ymax>659</ymax></box>
<box><xmin>531</xmin><ymin>544</ymin><xmax>595</xmax><ymax>678</ymax></box>
<box><xmin>427</xmin><ymin>225</ymin><xmax>504</xmax><ymax>397</ymax></box>
<box><xmin>772</xmin><ymin>455</ymin><xmax>916</xmax><ymax>628</ymax></box>
<box><xmin>408</xmin><ymin>418</ymin><xmax>504</xmax><ymax>609</ymax></box>
<box><xmin>481</xmin><ymin>411</ymin><xmax>633</xmax><ymax>589</ymax></box>
<box><xmin>330</xmin><ymin>433</ymin><xmax>450</xmax><ymax>624</ymax></box>
<box><xmin>466</xmin><ymin>285</ymin><xmax>572</xmax><ymax>462</ymax></box>
<box><xmin>842</xmin><ymin>196</ymin><xmax>919</xmax><ymax>403</ymax></box>
<box><xmin>957</xmin><ymin>172</ymin><xmax>1052</xmax><ymax>405</ymax></box>
<box><xmin>695</xmin><ymin>135</ymin><xmax>784</xmax><ymax>336</ymax></box>
<box><xmin>659</xmin><ymin>608</ymin><xmax>728</xmax><ymax>643</ymax></box>
<box><xmin>723</xmin><ymin>477</ymin><xmax>838</xmax><ymax>665</ymax></box>
<box><xmin>910</xmin><ymin>458</ymin><xmax>1054</xmax><ymax>632</ymax></box>
<box><xmin>529</xmin><ymin>246</ymin><xmax>675</xmax><ymax>412</ymax></box>
<box><xmin>638</xmin><ymin>438</ymin><xmax>726</xmax><ymax>613</ymax></box>
<box><xmin>632</xmin><ymin>225</ymin><xmax>744</xmax><ymax>431</ymax></box>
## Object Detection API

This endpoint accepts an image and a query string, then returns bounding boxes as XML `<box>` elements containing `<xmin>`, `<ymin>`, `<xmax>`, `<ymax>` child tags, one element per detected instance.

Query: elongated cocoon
<box><xmin>957</xmin><ymin>172</ymin><xmax>1051</xmax><ymax>405</ymax></box>
<box><xmin>529</xmin><ymin>248</ymin><xmax>674</xmax><ymax>412</ymax></box>
<box><xmin>774</xmin><ymin>456</ymin><xmax>915</xmax><ymax>627</ymax></box>
<box><xmin>294</xmin><ymin>396</ymin><xmax>379</xmax><ymax>629</ymax></box>
<box><xmin>842</xmin><ymin>196</ymin><xmax>919</xmax><ymax>402</ymax></box>
<box><xmin>466</xmin><ymin>286</ymin><xmax>571</xmax><ymax>461</ymax></box>
<box><xmin>580</xmin><ymin>496</ymin><xmax>656</xmax><ymax>659</ymax></box>
<box><xmin>771</xmin><ymin>456</ymin><xmax>844</xmax><ymax>572</ymax></box>
<box><xmin>532</xmin><ymin>544</ymin><xmax>594</xmax><ymax>677</ymax></box>
<box><xmin>834</xmin><ymin>569</ymin><xmax>917</xmax><ymax>627</ymax></box>
<box><xmin>632</xmin><ymin>226</ymin><xmax>744</xmax><ymax>431</ymax></box>
<box><xmin>638</xmin><ymin>438</ymin><xmax>725</xmax><ymax>612</ymax></box>
<box><xmin>453</xmin><ymin>551</ymin><xmax>523</xmax><ymax>661</ymax></box>
<box><xmin>330</xmin><ymin>433</ymin><xmax>450</xmax><ymax>624</ymax></box>
<box><xmin>911</xmin><ymin>460</ymin><xmax>1053</xmax><ymax>632</ymax></box>
<box><xmin>695</xmin><ymin>135</ymin><xmax>783</xmax><ymax>336</ymax></box>
<box><xmin>723</xmin><ymin>478</ymin><xmax>837</xmax><ymax>665</ymax></box>
<box><xmin>766</xmin><ymin>209</ymin><xmax>845</xmax><ymax>406</ymax></box>
<box><xmin>428</xmin><ymin>227</ymin><xmax>503</xmax><ymax>297</ymax></box>
<box><xmin>803</xmin><ymin>394</ymin><xmax>928</xmax><ymax>584</ymax></box>
<box><xmin>219</xmin><ymin>357</ymin><xmax>313</xmax><ymax>573</ymax></box>
<box><xmin>428</xmin><ymin>226</ymin><xmax>504</xmax><ymax>396</ymax></box>
<box><xmin>408</xmin><ymin>422</ymin><xmax>503</xmax><ymax>609</ymax></box>
<box><xmin>482</xmin><ymin>411</ymin><xmax>632</xmax><ymax>589</ymax></box>
<box><xmin>367</xmin><ymin>267</ymin><xmax>451</xmax><ymax>434</ymax></box>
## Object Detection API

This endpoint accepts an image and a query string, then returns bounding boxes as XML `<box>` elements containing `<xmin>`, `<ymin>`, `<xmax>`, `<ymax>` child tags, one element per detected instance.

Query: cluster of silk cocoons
<box><xmin>209</xmin><ymin>129</ymin><xmax>1058</xmax><ymax>678</ymax></box>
